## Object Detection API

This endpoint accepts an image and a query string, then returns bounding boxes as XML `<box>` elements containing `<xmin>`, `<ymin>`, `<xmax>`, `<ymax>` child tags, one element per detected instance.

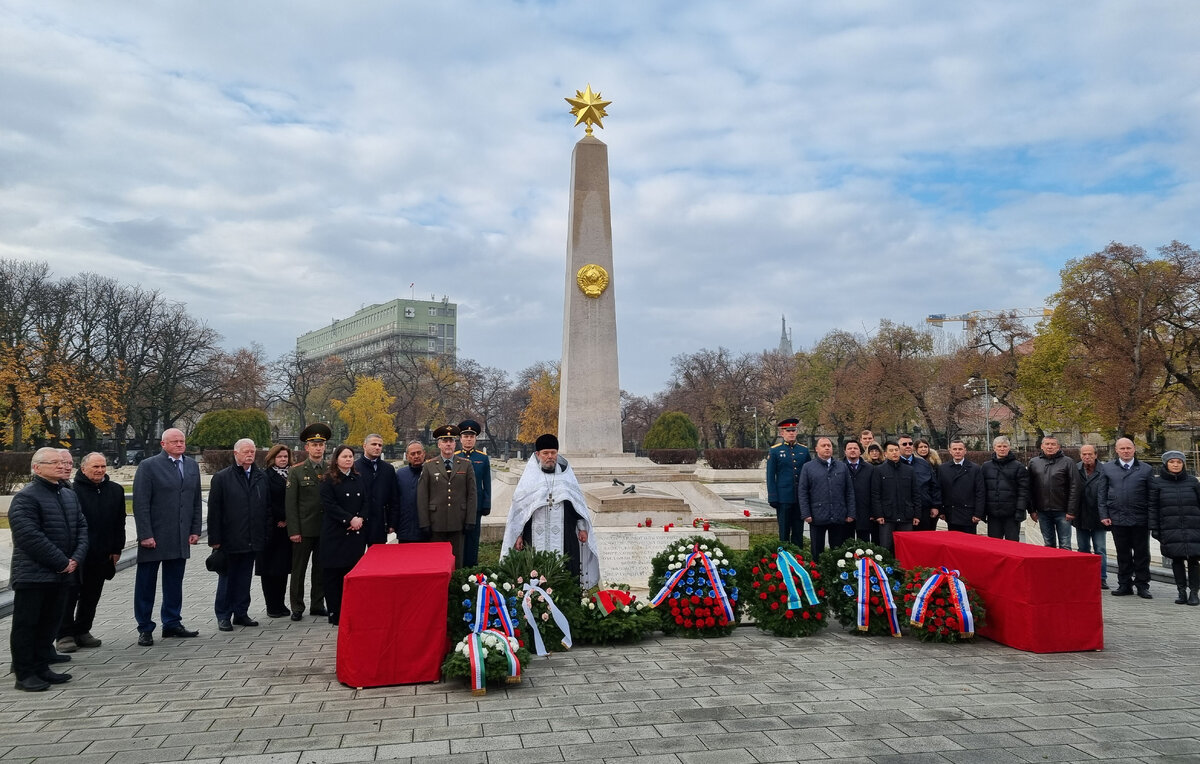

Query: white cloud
<box><xmin>1</xmin><ymin>1</ymin><xmax>1198</xmax><ymax>395</ymax></box>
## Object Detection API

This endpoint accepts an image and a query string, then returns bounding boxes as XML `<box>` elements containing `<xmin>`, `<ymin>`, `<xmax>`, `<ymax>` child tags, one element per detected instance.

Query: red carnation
<box><xmin>690</xmin><ymin>595</ymin><xmax>701</xmax><ymax>604</ymax></box>
<box><xmin>768</xmin><ymin>562</ymin><xmax>777</xmax><ymax>570</ymax></box>
<box><xmin>683</xmin><ymin>619</ymin><xmax>693</xmax><ymax>628</ymax></box>
<box><xmin>759</xmin><ymin>592</ymin><xmax>768</xmax><ymax>600</ymax></box>
<box><xmin>812</xmin><ymin>571</ymin><xmax>821</xmax><ymax>579</ymax></box>
<box><xmin>770</xmin><ymin>602</ymin><xmax>779</xmax><ymax>611</ymax></box>
<box><xmin>761</xmin><ymin>557</ymin><xmax>769</xmax><ymax>564</ymax></box>
<box><xmin>935</xmin><ymin>608</ymin><xmax>946</xmax><ymax>617</ymax></box>
<box><xmin>801</xmin><ymin>611</ymin><xmax>810</xmax><ymax>620</ymax></box>
<box><xmin>718</xmin><ymin>617</ymin><xmax>728</xmax><ymax>626</ymax></box>
<box><xmin>752</xmin><ymin>581</ymin><xmax>760</xmax><ymax>589</ymax></box>
<box><xmin>704</xmin><ymin>596</ymin><xmax>713</xmax><ymax>606</ymax></box>
<box><xmin>751</xmin><ymin>567</ymin><xmax>760</xmax><ymax>575</ymax></box>
<box><xmin>904</xmin><ymin>594</ymin><xmax>914</xmax><ymax>602</ymax></box>
<box><xmin>776</xmin><ymin>571</ymin><xmax>784</xmax><ymax>580</ymax></box>
<box><xmin>927</xmin><ymin>623</ymin><xmax>937</xmax><ymax>632</ymax></box>
<box><xmin>874</xmin><ymin>607</ymin><xmax>884</xmax><ymax>614</ymax></box>
<box><xmin>784</xmin><ymin>611</ymin><xmax>794</xmax><ymax>619</ymax></box>
<box><xmin>815</xmin><ymin>612</ymin><xmax>822</xmax><ymax>619</ymax></box>
<box><xmin>768</xmin><ymin>584</ymin><xmax>777</xmax><ymax>593</ymax></box>
<box><xmin>936</xmin><ymin>598</ymin><xmax>946</xmax><ymax>606</ymax></box>
<box><xmin>817</xmin><ymin>589</ymin><xmax>825</xmax><ymax>597</ymax></box>
<box><xmin>694</xmin><ymin>619</ymin><xmax>705</xmax><ymax>629</ymax></box>
<box><xmin>674</xmin><ymin>616</ymin><xmax>684</xmax><ymax>625</ymax></box>
<box><xmin>780</xmin><ymin>594</ymin><xmax>788</xmax><ymax>602</ymax></box>
<box><xmin>705</xmin><ymin>617</ymin><xmax>715</xmax><ymax>627</ymax></box>
<box><xmin>947</xmin><ymin>617</ymin><xmax>958</xmax><ymax>627</ymax></box>
<box><xmin>934</xmin><ymin>617</ymin><xmax>944</xmax><ymax>626</ymax></box>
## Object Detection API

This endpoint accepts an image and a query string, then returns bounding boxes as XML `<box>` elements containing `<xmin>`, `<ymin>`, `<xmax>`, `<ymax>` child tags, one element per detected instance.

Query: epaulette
<box><xmin>770</xmin><ymin>443</ymin><xmax>784</xmax><ymax>449</ymax></box>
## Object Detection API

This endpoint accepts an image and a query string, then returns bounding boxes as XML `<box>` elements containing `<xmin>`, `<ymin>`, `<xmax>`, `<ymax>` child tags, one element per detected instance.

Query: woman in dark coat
<box><xmin>319</xmin><ymin>445</ymin><xmax>367</xmax><ymax>625</ymax></box>
<box><xmin>1149</xmin><ymin>451</ymin><xmax>1200</xmax><ymax>606</ymax></box>
<box><xmin>256</xmin><ymin>444</ymin><xmax>293</xmax><ymax>618</ymax></box>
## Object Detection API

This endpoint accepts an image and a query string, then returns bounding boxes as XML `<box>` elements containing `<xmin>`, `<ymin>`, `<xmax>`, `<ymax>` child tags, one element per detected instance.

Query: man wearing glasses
<box><xmin>899</xmin><ymin>436</ymin><xmax>942</xmax><ymax>532</ymax></box>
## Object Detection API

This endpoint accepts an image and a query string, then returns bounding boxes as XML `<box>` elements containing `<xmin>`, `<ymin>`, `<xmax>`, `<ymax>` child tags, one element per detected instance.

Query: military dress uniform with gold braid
<box><xmin>765</xmin><ymin>420</ymin><xmax>810</xmax><ymax>546</ymax></box>
<box><xmin>417</xmin><ymin>452</ymin><xmax>477</xmax><ymax>568</ymax></box>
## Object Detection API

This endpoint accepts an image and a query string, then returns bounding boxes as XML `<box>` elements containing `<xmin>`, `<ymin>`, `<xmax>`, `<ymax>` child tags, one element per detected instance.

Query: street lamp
<box><xmin>744</xmin><ymin>406</ymin><xmax>758</xmax><ymax>449</ymax></box>
<box><xmin>964</xmin><ymin>377</ymin><xmax>991</xmax><ymax>447</ymax></box>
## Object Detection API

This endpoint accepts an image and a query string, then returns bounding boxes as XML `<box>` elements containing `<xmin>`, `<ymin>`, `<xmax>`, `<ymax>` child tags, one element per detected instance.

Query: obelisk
<box><xmin>558</xmin><ymin>85</ymin><xmax>623</xmax><ymax>456</ymax></box>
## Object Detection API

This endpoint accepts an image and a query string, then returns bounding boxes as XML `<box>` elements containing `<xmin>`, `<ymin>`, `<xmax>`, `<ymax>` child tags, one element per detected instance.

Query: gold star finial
<box><xmin>565</xmin><ymin>83</ymin><xmax>612</xmax><ymax>135</ymax></box>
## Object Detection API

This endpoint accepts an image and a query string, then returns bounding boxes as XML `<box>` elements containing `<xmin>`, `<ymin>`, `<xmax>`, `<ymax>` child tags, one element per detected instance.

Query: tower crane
<box><xmin>925</xmin><ymin>308</ymin><xmax>1051</xmax><ymax>336</ymax></box>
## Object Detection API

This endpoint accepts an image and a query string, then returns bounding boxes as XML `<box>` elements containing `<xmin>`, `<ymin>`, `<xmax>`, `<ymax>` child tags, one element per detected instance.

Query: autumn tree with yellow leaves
<box><xmin>332</xmin><ymin>376</ymin><xmax>398</xmax><ymax>446</ymax></box>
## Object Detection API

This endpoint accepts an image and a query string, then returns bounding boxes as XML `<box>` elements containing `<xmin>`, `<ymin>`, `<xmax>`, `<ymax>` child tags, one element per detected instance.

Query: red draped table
<box><xmin>894</xmin><ymin>532</ymin><xmax>1103</xmax><ymax>653</ymax></box>
<box><xmin>337</xmin><ymin>542</ymin><xmax>454</xmax><ymax>687</ymax></box>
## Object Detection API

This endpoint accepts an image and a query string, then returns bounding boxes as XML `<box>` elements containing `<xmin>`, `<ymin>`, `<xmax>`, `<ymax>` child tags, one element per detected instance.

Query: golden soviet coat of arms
<box><xmin>576</xmin><ymin>264</ymin><xmax>610</xmax><ymax>298</ymax></box>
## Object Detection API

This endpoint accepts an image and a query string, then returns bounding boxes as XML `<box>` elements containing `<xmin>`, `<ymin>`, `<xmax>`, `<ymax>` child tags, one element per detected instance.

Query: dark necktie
<box><xmin>445</xmin><ymin>459</ymin><xmax>452</xmax><ymax>472</ymax></box>
<box><xmin>174</xmin><ymin>458</ymin><xmax>183</xmax><ymax>477</ymax></box>
<box><xmin>1123</xmin><ymin>463</ymin><xmax>1131</xmax><ymax>471</ymax></box>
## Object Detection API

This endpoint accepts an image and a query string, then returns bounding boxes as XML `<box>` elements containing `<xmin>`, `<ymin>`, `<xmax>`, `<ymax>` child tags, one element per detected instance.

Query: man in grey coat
<box><xmin>8</xmin><ymin>448</ymin><xmax>88</xmax><ymax>691</ymax></box>
<box><xmin>1100</xmin><ymin>437</ymin><xmax>1155</xmax><ymax>598</ymax></box>
<box><xmin>798</xmin><ymin>437</ymin><xmax>856</xmax><ymax>559</ymax></box>
<box><xmin>132</xmin><ymin>428</ymin><xmax>203</xmax><ymax>645</ymax></box>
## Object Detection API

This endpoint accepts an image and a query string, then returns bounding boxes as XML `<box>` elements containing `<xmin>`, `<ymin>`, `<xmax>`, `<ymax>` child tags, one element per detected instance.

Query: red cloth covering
<box><xmin>894</xmin><ymin>532</ymin><xmax>1103</xmax><ymax>653</ymax></box>
<box><xmin>337</xmin><ymin>543</ymin><xmax>454</xmax><ymax>687</ymax></box>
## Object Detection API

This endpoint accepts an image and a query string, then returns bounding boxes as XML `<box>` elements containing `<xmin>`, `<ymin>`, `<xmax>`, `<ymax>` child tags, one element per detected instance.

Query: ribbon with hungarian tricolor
<box><xmin>856</xmin><ymin>553</ymin><xmax>902</xmax><ymax>636</ymax></box>
<box><xmin>473</xmin><ymin>576</ymin><xmax>516</xmax><ymax>637</ymax></box>
<box><xmin>909</xmin><ymin>566</ymin><xmax>975</xmax><ymax>636</ymax></box>
<box><xmin>775</xmin><ymin>548</ymin><xmax>820</xmax><ymax>610</ymax></box>
<box><xmin>649</xmin><ymin>543</ymin><xmax>736</xmax><ymax>622</ymax></box>
<box><xmin>464</xmin><ymin>628</ymin><xmax>522</xmax><ymax>695</ymax></box>
<box><xmin>521</xmin><ymin>582</ymin><xmax>573</xmax><ymax>656</ymax></box>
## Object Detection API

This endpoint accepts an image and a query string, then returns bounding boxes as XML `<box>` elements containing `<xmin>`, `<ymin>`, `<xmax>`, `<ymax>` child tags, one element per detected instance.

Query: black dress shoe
<box><xmin>49</xmin><ymin>653</ymin><xmax>72</xmax><ymax>664</ymax></box>
<box><xmin>1100</xmin><ymin>580</ymin><xmax>1110</xmax><ymax>590</ymax></box>
<box><xmin>290</xmin><ymin>611</ymin><xmax>303</xmax><ymax>621</ymax></box>
<box><xmin>1111</xmin><ymin>586</ymin><xmax>1134</xmax><ymax>596</ymax></box>
<box><xmin>37</xmin><ymin>670</ymin><xmax>72</xmax><ymax>684</ymax></box>
<box><xmin>217</xmin><ymin>619</ymin><xmax>233</xmax><ymax>632</ymax></box>
<box><xmin>1137</xmin><ymin>589</ymin><xmax>1153</xmax><ymax>599</ymax></box>
<box><xmin>309</xmin><ymin>607</ymin><xmax>328</xmax><ymax>617</ymax></box>
<box><xmin>267</xmin><ymin>609</ymin><xmax>290</xmax><ymax>619</ymax></box>
<box><xmin>138</xmin><ymin>632</ymin><xmax>154</xmax><ymax>646</ymax></box>
<box><xmin>15</xmin><ymin>676</ymin><xmax>50</xmax><ymax>692</ymax></box>
<box><xmin>232</xmin><ymin>615</ymin><xmax>259</xmax><ymax>627</ymax></box>
<box><xmin>162</xmin><ymin>626</ymin><xmax>199</xmax><ymax>638</ymax></box>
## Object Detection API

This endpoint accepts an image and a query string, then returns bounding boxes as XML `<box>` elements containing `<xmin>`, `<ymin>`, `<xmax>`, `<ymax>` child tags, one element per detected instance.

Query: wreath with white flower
<box><xmin>738</xmin><ymin>541</ymin><xmax>828</xmax><ymax>637</ymax></box>
<box><xmin>573</xmin><ymin>582</ymin><xmax>660</xmax><ymax>645</ymax></box>
<box><xmin>647</xmin><ymin>535</ymin><xmax>741</xmax><ymax>638</ymax></box>
<box><xmin>447</xmin><ymin>566</ymin><xmax>526</xmax><ymax>645</ymax></box>
<box><xmin>442</xmin><ymin>630</ymin><xmax>533</xmax><ymax>690</ymax></box>
<box><xmin>492</xmin><ymin>549</ymin><xmax>582</xmax><ymax>655</ymax></box>
<box><xmin>817</xmin><ymin>538</ymin><xmax>906</xmax><ymax>636</ymax></box>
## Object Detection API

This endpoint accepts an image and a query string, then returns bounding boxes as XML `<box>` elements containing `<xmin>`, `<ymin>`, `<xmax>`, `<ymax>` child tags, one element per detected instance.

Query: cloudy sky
<box><xmin>2</xmin><ymin>2</ymin><xmax>1197</xmax><ymax>395</ymax></box>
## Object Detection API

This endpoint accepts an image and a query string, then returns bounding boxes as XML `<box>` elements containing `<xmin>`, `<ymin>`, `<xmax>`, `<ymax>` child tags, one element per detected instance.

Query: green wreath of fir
<box><xmin>901</xmin><ymin>565</ymin><xmax>987</xmax><ymax>644</ymax></box>
<box><xmin>574</xmin><ymin>582</ymin><xmax>661</xmax><ymax>645</ymax></box>
<box><xmin>442</xmin><ymin>630</ymin><xmax>533</xmax><ymax>690</ymax></box>
<box><xmin>647</xmin><ymin>534</ymin><xmax>741</xmax><ymax>638</ymax></box>
<box><xmin>816</xmin><ymin>538</ymin><xmax>906</xmax><ymax>636</ymax></box>
<box><xmin>738</xmin><ymin>541</ymin><xmax>828</xmax><ymax>637</ymax></box>
<box><xmin>491</xmin><ymin>549</ymin><xmax>582</xmax><ymax>654</ymax></box>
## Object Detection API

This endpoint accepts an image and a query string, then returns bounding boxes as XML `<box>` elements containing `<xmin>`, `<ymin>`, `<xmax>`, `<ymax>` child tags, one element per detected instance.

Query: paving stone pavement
<box><xmin>3</xmin><ymin>564</ymin><xmax>1200</xmax><ymax>763</ymax></box>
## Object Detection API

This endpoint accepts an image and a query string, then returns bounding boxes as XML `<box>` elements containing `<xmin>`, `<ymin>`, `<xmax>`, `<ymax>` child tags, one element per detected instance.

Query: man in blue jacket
<box><xmin>456</xmin><ymin>420</ymin><xmax>491</xmax><ymax>566</ymax></box>
<box><xmin>765</xmin><ymin>417</ymin><xmax>810</xmax><ymax>546</ymax></box>
<box><xmin>391</xmin><ymin>441</ymin><xmax>430</xmax><ymax>543</ymax></box>
<box><xmin>798</xmin><ymin>437</ymin><xmax>855</xmax><ymax>559</ymax></box>
<box><xmin>9</xmin><ymin>448</ymin><xmax>88</xmax><ymax>691</ymax></box>
<box><xmin>1100</xmin><ymin>438</ymin><xmax>1155</xmax><ymax>598</ymax></box>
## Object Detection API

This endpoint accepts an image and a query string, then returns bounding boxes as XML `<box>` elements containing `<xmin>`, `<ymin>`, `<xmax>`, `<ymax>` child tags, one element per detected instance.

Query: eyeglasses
<box><xmin>899</xmin><ymin>441</ymin><xmax>913</xmax><ymax>446</ymax></box>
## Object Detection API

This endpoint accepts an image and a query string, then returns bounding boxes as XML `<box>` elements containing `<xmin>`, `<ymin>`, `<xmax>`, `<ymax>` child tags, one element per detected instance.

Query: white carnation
<box><xmin>461</xmin><ymin>584</ymin><xmax>470</xmax><ymax>592</ymax></box>
<box><xmin>700</xmin><ymin>544</ymin><xmax>709</xmax><ymax>551</ymax></box>
<box><xmin>844</xmin><ymin>552</ymin><xmax>853</xmax><ymax>559</ymax></box>
<box><xmin>502</xmin><ymin>582</ymin><xmax>512</xmax><ymax>591</ymax></box>
<box><xmin>874</xmin><ymin>554</ymin><xmax>883</xmax><ymax>562</ymax></box>
<box><xmin>468</xmin><ymin>575</ymin><xmax>478</xmax><ymax>584</ymax></box>
<box><xmin>588</xmin><ymin>603</ymin><xmax>595</xmax><ymax>610</ymax></box>
<box><xmin>837</xmin><ymin>560</ymin><xmax>846</xmax><ymax>568</ymax></box>
<box><xmin>622</xmin><ymin>606</ymin><xmax>630</xmax><ymax>613</ymax></box>
<box><xmin>855</xmin><ymin>548</ymin><xmax>865</xmax><ymax>556</ymax></box>
<box><xmin>864</xmin><ymin>549</ymin><xmax>875</xmax><ymax>556</ymax></box>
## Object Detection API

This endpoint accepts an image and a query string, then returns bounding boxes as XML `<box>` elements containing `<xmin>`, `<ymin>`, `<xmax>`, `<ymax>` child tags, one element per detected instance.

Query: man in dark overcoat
<box><xmin>207</xmin><ymin>438</ymin><xmax>271</xmax><ymax>631</ymax></box>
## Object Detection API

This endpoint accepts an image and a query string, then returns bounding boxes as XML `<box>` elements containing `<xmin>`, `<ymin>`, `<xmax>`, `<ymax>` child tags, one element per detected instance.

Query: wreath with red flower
<box><xmin>737</xmin><ymin>541</ymin><xmax>827</xmax><ymax>637</ymax></box>
<box><xmin>901</xmin><ymin>566</ymin><xmax>987</xmax><ymax>643</ymax></box>
<box><xmin>648</xmin><ymin>535</ymin><xmax>741</xmax><ymax>638</ymax></box>
<box><xmin>817</xmin><ymin>538</ymin><xmax>906</xmax><ymax>636</ymax></box>
<box><xmin>574</xmin><ymin>582</ymin><xmax>661</xmax><ymax>645</ymax></box>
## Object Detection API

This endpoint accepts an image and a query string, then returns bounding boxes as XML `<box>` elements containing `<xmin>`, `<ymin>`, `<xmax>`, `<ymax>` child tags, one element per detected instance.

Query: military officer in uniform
<box><xmin>456</xmin><ymin>420</ymin><xmax>491</xmax><ymax>567</ymax></box>
<box><xmin>286</xmin><ymin>423</ymin><xmax>331</xmax><ymax>621</ymax></box>
<box><xmin>417</xmin><ymin>425</ymin><xmax>477</xmax><ymax>568</ymax></box>
<box><xmin>765</xmin><ymin>417</ymin><xmax>810</xmax><ymax>546</ymax></box>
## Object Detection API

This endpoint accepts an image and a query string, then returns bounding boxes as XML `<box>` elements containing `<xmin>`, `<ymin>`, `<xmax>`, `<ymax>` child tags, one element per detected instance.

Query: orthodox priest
<box><xmin>502</xmin><ymin>434</ymin><xmax>600</xmax><ymax>588</ymax></box>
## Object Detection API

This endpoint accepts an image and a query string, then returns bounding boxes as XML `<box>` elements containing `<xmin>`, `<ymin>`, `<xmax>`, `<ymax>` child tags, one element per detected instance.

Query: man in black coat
<box><xmin>9</xmin><ymin>448</ymin><xmax>88</xmax><ymax>691</ymax></box>
<box><xmin>1100</xmin><ymin>437</ymin><xmax>1155</xmax><ymax>598</ymax></box>
<box><xmin>899</xmin><ymin>435</ymin><xmax>942</xmax><ymax>532</ymax></box>
<box><xmin>57</xmin><ymin>453</ymin><xmax>126</xmax><ymax>653</ymax></box>
<box><xmin>207</xmin><ymin>438</ymin><xmax>270</xmax><ymax>631</ymax></box>
<box><xmin>844</xmin><ymin>440</ymin><xmax>877</xmax><ymax>544</ymax></box>
<box><xmin>355</xmin><ymin>433</ymin><xmax>396</xmax><ymax>546</ymax></box>
<box><xmin>1075</xmin><ymin>445</ymin><xmax>1109</xmax><ymax>589</ymax></box>
<box><xmin>981</xmin><ymin>436</ymin><xmax>1029</xmax><ymax>541</ymax></box>
<box><xmin>936</xmin><ymin>440</ymin><xmax>986</xmax><ymax>534</ymax></box>
<box><xmin>870</xmin><ymin>441</ymin><xmax>920</xmax><ymax>552</ymax></box>
<box><xmin>1028</xmin><ymin>435</ymin><xmax>1080</xmax><ymax>549</ymax></box>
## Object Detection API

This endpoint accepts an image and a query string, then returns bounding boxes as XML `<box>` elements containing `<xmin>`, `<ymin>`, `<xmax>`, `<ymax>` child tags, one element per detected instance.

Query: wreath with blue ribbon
<box><xmin>817</xmin><ymin>538</ymin><xmax>906</xmax><ymax>636</ymax></box>
<box><xmin>738</xmin><ymin>541</ymin><xmax>828</xmax><ymax>637</ymax></box>
<box><xmin>648</xmin><ymin>535</ymin><xmax>741</xmax><ymax>638</ymax></box>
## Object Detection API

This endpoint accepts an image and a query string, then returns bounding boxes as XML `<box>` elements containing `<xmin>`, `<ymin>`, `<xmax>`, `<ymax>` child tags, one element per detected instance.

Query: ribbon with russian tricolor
<box><xmin>649</xmin><ymin>544</ymin><xmax>736</xmax><ymax>622</ymax></box>
<box><xmin>909</xmin><ymin>566</ymin><xmax>975</xmax><ymax>636</ymax></box>
<box><xmin>855</xmin><ymin>554</ymin><xmax>901</xmax><ymax>636</ymax></box>
<box><xmin>473</xmin><ymin>577</ymin><xmax>515</xmax><ymax>637</ymax></box>
<box><xmin>596</xmin><ymin>589</ymin><xmax>634</xmax><ymax>615</ymax></box>
<box><xmin>775</xmin><ymin>548</ymin><xmax>820</xmax><ymax>610</ymax></box>
<box><xmin>521</xmin><ymin>582</ymin><xmax>573</xmax><ymax>656</ymax></box>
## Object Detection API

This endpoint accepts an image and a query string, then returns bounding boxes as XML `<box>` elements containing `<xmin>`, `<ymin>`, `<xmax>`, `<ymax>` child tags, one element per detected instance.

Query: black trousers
<box><xmin>810</xmin><ymin>522</ymin><xmax>853</xmax><ymax>560</ymax></box>
<box><xmin>322</xmin><ymin>566</ymin><xmax>353</xmax><ymax>622</ymax></box>
<box><xmin>948</xmin><ymin>523</ymin><xmax>978</xmax><ymax>535</ymax></box>
<box><xmin>260</xmin><ymin>575</ymin><xmax>288</xmax><ymax>614</ymax></box>
<box><xmin>855</xmin><ymin>523</ymin><xmax>880</xmax><ymax>545</ymax></box>
<box><xmin>1110</xmin><ymin>525</ymin><xmax>1151</xmax><ymax>589</ymax></box>
<box><xmin>10</xmin><ymin>584</ymin><xmax>66</xmax><ymax>680</ymax></box>
<box><xmin>1171</xmin><ymin>557</ymin><xmax>1200</xmax><ymax>591</ymax></box>
<box><xmin>59</xmin><ymin>566</ymin><xmax>107</xmax><ymax>638</ymax></box>
<box><xmin>987</xmin><ymin>517</ymin><xmax>1020</xmax><ymax>542</ymax></box>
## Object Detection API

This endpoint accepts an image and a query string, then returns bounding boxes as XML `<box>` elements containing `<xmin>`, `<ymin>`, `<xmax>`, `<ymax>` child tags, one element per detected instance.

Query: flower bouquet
<box><xmin>901</xmin><ymin>566</ymin><xmax>987</xmax><ymax>643</ymax></box>
<box><xmin>492</xmin><ymin>549</ymin><xmax>582</xmax><ymax>655</ymax></box>
<box><xmin>738</xmin><ymin>541</ymin><xmax>827</xmax><ymax>637</ymax></box>
<box><xmin>817</xmin><ymin>538</ymin><xmax>906</xmax><ymax>637</ymax></box>
<box><xmin>447</xmin><ymin>566</ymin><xmax>522</xmax><ymax>644</ymax></box>
<box><xmin>574</xmin><ymin>582</ymin><xmax>660</xmax><ymax>645</ymax></box>
<box><xmin>648</xmin><ymin>535</ymin><xmax>740</xmax><ymax>638</ymax></box>
<box><xmin>442</xmin><ymin>630</ymin><xmax>532</xmax><ymax>695</ymax></box>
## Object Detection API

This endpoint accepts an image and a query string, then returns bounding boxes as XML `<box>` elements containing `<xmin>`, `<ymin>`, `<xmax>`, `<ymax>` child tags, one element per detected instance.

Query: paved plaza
<box><xmin>2</xmin><ymin>563</ymin><xmax>1199</xmax><ymax>764</ymax></box>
